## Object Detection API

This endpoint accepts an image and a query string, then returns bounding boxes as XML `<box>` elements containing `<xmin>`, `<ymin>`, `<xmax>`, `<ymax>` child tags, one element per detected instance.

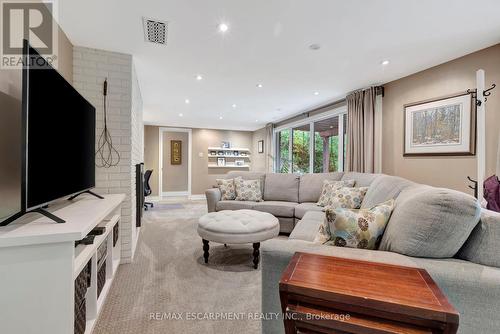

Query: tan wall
<box><xmin>144</xmin><ymin>126</ymin><xmax>254</xmax><ymax>196</ymax></box>
<box><xmin>162</xmin><ymin>131</ymin><xmax>189</xmax><ymax>192</ymax></box>
<box><xmin>192</xmin><ymin>128</ymin><xmax>253</xmax><ymax>195</ymax></box>
<box><xmin>382</xmin><ymin>44</ymin><xmax>500</xmax><ymax>194</ymax></box>
<box><xmin>0</xmin><ymin>11</ymin><xmax>73</xmax><ymax>221</ymax></box>
<box><xmin>252</xmin><ymin>127</ymin><xmax>267</xmax><ymax>172</ymax></box>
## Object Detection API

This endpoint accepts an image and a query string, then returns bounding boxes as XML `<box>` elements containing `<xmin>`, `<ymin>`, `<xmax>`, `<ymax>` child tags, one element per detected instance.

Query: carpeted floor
<box><xmin>93</xmin><ymin>199</ymin><xmax>262</xmax><ymax>334</ymax></box>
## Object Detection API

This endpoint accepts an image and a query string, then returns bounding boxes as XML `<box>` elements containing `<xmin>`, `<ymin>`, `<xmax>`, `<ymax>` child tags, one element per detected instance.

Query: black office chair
<box><xmin>144</xmin><ymin>169</ymin><xmax>154</xmax><ymax>210</ymax></box>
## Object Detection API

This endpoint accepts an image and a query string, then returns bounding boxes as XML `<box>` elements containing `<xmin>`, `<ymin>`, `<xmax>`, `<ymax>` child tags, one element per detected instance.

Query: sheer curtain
<box><xmin>265</xmin><ymin>123</ymin><xmax>274</xmax><ymax>172</ymax></box>
<box><xmin>346</xmin><ymin>87</ymin><xmax>377</xmax><ymax>173</ymax></box>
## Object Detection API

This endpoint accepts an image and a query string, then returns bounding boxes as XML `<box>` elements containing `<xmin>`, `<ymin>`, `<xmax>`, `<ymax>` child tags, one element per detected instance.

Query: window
<box><xmin>274</xmin><ymin>108</ymin><xmax>346</xmax><ymax>174</ymax></box>
<box><xmin>292</xmin><ymin>124</ymin><xmax>310</xmax><ymax>173</ymax></box>
<box><xmin>313</xmin><ymin>116</ymin><xmax>339</xmax><ymax>173</ymax></box>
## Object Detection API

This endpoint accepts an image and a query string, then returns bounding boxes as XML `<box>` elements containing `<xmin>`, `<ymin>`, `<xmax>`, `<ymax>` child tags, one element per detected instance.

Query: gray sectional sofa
<box><xmin>206</xmin><ymin>171</ymin><xmax>500</xmax><ymax>334</ymax></box>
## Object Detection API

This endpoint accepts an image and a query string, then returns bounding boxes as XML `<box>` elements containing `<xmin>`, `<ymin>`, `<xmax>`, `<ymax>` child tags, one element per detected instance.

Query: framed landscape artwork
<box><xmin>404</xmin><ymin>92</ymin><xmax>476</xmax><ymax>156</ymax></box>
<box><xmin>171</xmin><ymin>140</ymin><xmax>182</xmax><ymax>165</ymax></box>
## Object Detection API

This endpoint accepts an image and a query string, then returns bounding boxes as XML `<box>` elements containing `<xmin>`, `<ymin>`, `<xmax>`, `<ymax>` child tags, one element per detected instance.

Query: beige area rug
<box><xmin>93</xmin><ymin>199</ymin><xmax>262</xmax><ymax>334</ymax></box>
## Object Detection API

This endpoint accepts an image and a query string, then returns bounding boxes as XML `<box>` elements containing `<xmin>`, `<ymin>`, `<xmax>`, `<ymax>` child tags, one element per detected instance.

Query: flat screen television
<box><xmin>0</xmin><ymin>40</ymin><xmax>96</xmax><ymax>226</ymax></box>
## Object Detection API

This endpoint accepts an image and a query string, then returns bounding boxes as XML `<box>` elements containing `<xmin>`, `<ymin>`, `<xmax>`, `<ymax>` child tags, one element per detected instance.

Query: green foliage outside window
<box><xmin>278</xmin><ymin>129</ymin><xmax>340</xmax><ymax>174</ymax></box>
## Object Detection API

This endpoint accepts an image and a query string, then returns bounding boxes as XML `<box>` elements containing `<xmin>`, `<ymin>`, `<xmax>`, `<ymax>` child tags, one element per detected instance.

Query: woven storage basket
<box><xmin>113</xmin><ymin>222</ymin><xmax>119</xmax><ymax>247</ymax></box>
<box><xmin>74</xmin><ymin>299</ymin><xmax>86</xmax><ymax>334</ymax></box>
<box><xmin>97</xmin><ymin>260</ymin><xmax>106</xmax><ymax>298</ymax></box>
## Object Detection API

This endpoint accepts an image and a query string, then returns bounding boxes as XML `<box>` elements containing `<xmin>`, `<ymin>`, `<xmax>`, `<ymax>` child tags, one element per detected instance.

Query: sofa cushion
<box><xmin>379</xmin><ymin>185</ymin><xmax>481</xmax><ymax>258</ymax></box>
<box><xmin>234</xmin><ymin>177</ymin><xmax>263</xmax><ymax>201</ymax></box>
<box><xmin>457</xmin><ymin>209</ymin><xmax>500</xmax><ymax>268</ymax></box>
<box><xmin>361</xmin><ymin>175</ymin><xmax>415</xmax><ymax>209</ymax></box>
<box><xmin>253</xmin><ymin>201</ymin><xmax>297</xmax><ymax>218</ymax></box>
<box><xmin>316</xmin><ymin>200</ymin><xmax>395</xmax><ymax>249</ymax></box>
<box><xmin>226</xmin><ymin>171</ymin><xmax>266</xmax><ymax>194</ymax></box>
<box><xmin>264</xmin><ymin>173</ymin><xmax>300</xmax><ymax>202</ymax></box>
<box><xmin>299</xmin><ymin>172</ymin><xmax>344</xmax><ymax>203</ymax></box>
<box><xmin>294</xmin><ymin>202</ymin><xmax>324</xmax><ymax>219</ymax></box>
<box><xmin>341</xmin><ymin>172</ymin><xmax>379</xmax><ymax>187</ymax></box>
<box><xmin>289</xmin><ymin>211</ymin><xmax>325</xmax><ymax>241</ymax></box>
<box><xmin>216</xmin><ymin>200</ymin><xmax>257</xmax><ymax>211</ymax></box>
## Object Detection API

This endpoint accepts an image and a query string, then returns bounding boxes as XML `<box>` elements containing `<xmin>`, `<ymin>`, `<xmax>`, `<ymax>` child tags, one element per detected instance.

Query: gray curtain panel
<box><xmin>346</xmin><ymin>87</ymin><xmax>376</xmax><ymax>173</ymax></box>
<box><xmin>265</xmin><ymin>123</ymin><xmax>274</xmax><ymax>172</ymax></box>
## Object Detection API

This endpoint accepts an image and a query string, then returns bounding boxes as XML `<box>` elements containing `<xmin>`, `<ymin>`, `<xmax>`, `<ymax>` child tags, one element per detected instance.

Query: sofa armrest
<box><xmin>205</xmin><ymin>188</ymin><xmax>221</xmax><ymax>212</ymax></box>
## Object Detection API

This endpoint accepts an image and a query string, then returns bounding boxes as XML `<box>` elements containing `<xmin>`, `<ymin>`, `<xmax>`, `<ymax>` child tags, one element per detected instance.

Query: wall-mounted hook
<box><xmin>467</xmin><ymin>176</ymin><xmax>478</xmax><ymax>199</ymax></box>
<box><xmin>483</xmin><ymin>83</ymin><xmax>496</xmax><ymax>97</ymax></box>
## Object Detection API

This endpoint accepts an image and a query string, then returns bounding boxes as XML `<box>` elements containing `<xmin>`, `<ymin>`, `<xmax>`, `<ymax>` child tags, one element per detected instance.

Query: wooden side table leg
<box><xmin>202</xmin><ymin>239</ymin><xmax>209</xmax><ymax>264</ymax></box>
<box><xmin>253</xmin><ymin>242</ymin><xmax>260</xmax><ymax>269</ymax></box>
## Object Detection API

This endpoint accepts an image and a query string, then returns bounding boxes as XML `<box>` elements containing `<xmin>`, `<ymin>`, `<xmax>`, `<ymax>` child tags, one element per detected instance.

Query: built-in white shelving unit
<box><xmin>0</xmin><ymin>194</ymin><xmax>125</xmax><ymax>334</ymax></box>
<box><xmin>207</xmin><ymin>146</ymin><xmax>251</xmax><ymax>169</ymax></box>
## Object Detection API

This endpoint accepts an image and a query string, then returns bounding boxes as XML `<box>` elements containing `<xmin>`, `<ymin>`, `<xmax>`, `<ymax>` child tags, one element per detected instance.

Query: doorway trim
<box><xmin>158</xmin><ymin>127</ymin><xmax>192</xmax><ymax>197</ymax></box>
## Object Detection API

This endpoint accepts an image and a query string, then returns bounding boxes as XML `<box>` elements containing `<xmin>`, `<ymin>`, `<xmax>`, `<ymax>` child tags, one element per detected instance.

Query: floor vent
<box><xmin>143</xmin><ymin>17</ymin><xmax>168</xmax><ymax>45</ymax></box>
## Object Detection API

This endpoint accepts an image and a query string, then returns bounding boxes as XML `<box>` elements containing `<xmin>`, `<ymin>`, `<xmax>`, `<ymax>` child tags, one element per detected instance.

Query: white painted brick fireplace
<box><xmin>73</xmin><ymin>46</ymin><xmax>143</xmax><ymax>263</ymax></box>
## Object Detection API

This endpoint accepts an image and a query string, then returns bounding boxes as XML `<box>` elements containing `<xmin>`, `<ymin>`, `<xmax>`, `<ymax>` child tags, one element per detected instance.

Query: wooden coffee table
<box><xmin>279</xmin><ymin>252</ymin><xmax>459</xmax><ymax>334</ymax></box>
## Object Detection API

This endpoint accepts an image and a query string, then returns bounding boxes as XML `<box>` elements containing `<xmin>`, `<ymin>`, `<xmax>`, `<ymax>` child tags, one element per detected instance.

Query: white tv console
<box><xmin>0</xmin><ymin>194</ymin><xmax>125</xmax><ymax>334</ymax></box>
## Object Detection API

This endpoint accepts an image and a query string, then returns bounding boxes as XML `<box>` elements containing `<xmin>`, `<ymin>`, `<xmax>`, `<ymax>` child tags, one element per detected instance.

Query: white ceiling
<box><xmin>58</xmin><ymin>0</ymin><xmax>500</xmax><ymax>131</ymax></box>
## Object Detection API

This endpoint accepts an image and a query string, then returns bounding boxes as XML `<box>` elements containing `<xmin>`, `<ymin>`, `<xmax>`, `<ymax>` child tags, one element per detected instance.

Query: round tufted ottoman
<box><xmin>197</xmin><ymin>209</ymin><xmax>279</xmax><ymax>269</ymax></box>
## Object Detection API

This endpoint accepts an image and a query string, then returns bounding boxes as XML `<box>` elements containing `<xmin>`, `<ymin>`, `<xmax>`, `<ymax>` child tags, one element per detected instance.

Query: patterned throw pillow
<box><xmin>234</xmin><ymin>177</ymin><xmax>263</xmax><ymax>201</ymax></box>
<box><xmin>314</xmin><ymin>200</ymin><xmax>395</xmax><ymax>249</ymax></box>
<box><xmin>216</xmin><ymin>179</ymin><xmax>236</xmax><ymax>200</ymax></box>
<box><xmin>317</xmin><ymin>180</ymin><xmax>356</xmax><ymax>207</ymax></box>
<box><xmin>322</xmin><ymin>186</ymin><xmax>368</xmax><ymax>210</ymax></box>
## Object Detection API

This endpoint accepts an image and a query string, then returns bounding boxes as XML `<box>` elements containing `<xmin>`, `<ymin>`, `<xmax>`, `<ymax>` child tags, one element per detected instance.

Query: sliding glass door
<box><xmin>313</xmin><ymin>116</ymin><xmax>342</xmax><ymax>173</ymax></box>
<box><xmin>274</xmin><ymin>109</ymin><xmax>346</xmax><ymax>174</ymax></box>
<box><xmin>292</xmin><ymin>124</ymin><xmax>310</xmax><ymax>173</ymax></box>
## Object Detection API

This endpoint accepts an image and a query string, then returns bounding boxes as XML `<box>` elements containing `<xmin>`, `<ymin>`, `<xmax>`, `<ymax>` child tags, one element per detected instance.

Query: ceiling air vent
<box><xmin>143</xmin><ymin>17</ymin><xmax>168</xmax><ymax>45</ymax></box>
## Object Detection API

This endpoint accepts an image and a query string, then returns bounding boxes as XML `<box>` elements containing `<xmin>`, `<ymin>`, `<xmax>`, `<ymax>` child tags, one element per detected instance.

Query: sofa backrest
<box><xmin>341</xmin><ymin>172</ymin><xmax>379</xmax><ymax>187</ymax></box>
<box><xmin>457</xmin><ymin>208</ymin><xmax>500</xmax><ymax>268</ymax></box>
<box><xmin>264</xmin><ymin>173</ymin><xmax>300</xmax><ymax>202</ymax></box>
<box><xmin>361</xmin><ymin>174</ymin><xmax>415</xmax><ymax>209</ymax></box>
<box><xmin>298</xmin><ymin>172</ymin><xmax>344</xmax><ymax>203</ymax></box>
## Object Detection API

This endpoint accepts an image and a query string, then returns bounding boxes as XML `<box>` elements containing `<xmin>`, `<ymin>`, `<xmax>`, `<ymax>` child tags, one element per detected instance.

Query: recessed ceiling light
<box><xmin>195</xmin><ymin>74</ymin><xmax>203</xmax><ymax>81</ymax></box>
<box><xmin>231</xmin><ymin>104</ymin><xmax>237</xmax><ymax>108</ymax></box>
<box><xmin>218</xmin><ymin>23</ymin><xmax>229</xmax><ymax>33</ymax></box>
<box><xmin>255</xmin><ymin>119</ymin><xmax>258</xmax><ymax>122</ymax></box>
<box><xmin>256</xmin><ymin>83</ymin><xmax>263</xmax><ymax>88</ymax></box>
<box><xmin>185</xmin><ymin>99</ymin><xmax>190</xmax><ymax>104</ymax></box>
<box><xmin>309</xmin><ymin>44</ymin><xmax>321</xmax><ymax>50</ymax></box>
<box><xmin>219</xmin><ymin>116</ymin><xmax>223</xmax><ymax>120</ymax></box>
<box><xmin>178</xmin><ymin>113</ymin><xmax>183</xmax><ymax>117</ymax></box>
<box><xmin>381</xmin><ymin>60</ymin><xmax>390</xmax><ymax>66</ymax></box>
<box><xmin>314</xmin><ymin>91</ymin><xmax>319</xmax><ymax>96</ymax></box>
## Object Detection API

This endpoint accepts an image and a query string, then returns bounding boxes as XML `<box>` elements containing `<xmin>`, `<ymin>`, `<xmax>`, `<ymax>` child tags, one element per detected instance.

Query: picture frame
<box><xmin>233</xmin><ymin>150</ymin><xmax>239</xmax><ymax>156</ymax></box>
<box><xmin>221</xmin><ymin>141</ymin><xmax>231</xmax><ymax>149</ymax></box>
<box><xmin>217</xmin><ymin>150</ymin><xmax>224</xmax><ymax>156</ymax></box>
<box><xmin>209</xmin><ymin>151</ymin><xmax>216</xmax><ymax>156</ymax></box>
<box><xmin>258</xmin><ymin>140</ymin><xmax>264</xmax><ymax>153</ymax></box>
<box><xmin>217</xmin><ymin>157</ymin><xmax>226</xmax><ymax>166</ymax></box>
<box><xmin>403</xmin><ymin>92</ymin><xmax>476</xmax><ymax>156</ymax></box>
<box><xmin>171</xmin><ymin>140</ymin><xmax>182</xmax><ymax>165</ymax></box>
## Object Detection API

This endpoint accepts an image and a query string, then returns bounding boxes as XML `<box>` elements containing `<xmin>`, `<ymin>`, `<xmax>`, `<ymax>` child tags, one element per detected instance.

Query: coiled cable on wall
<box><xmin>95</xmin><ymin>78</ymin><xmax>120</xmax><ymax>168</ymax></box>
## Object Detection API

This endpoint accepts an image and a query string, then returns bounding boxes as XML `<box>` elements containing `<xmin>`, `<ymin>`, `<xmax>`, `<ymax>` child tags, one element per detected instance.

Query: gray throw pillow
<box><xmin>379</xmin><ymin>185</ymin><xmax>481</xmax><ymax>258</ymax></box>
